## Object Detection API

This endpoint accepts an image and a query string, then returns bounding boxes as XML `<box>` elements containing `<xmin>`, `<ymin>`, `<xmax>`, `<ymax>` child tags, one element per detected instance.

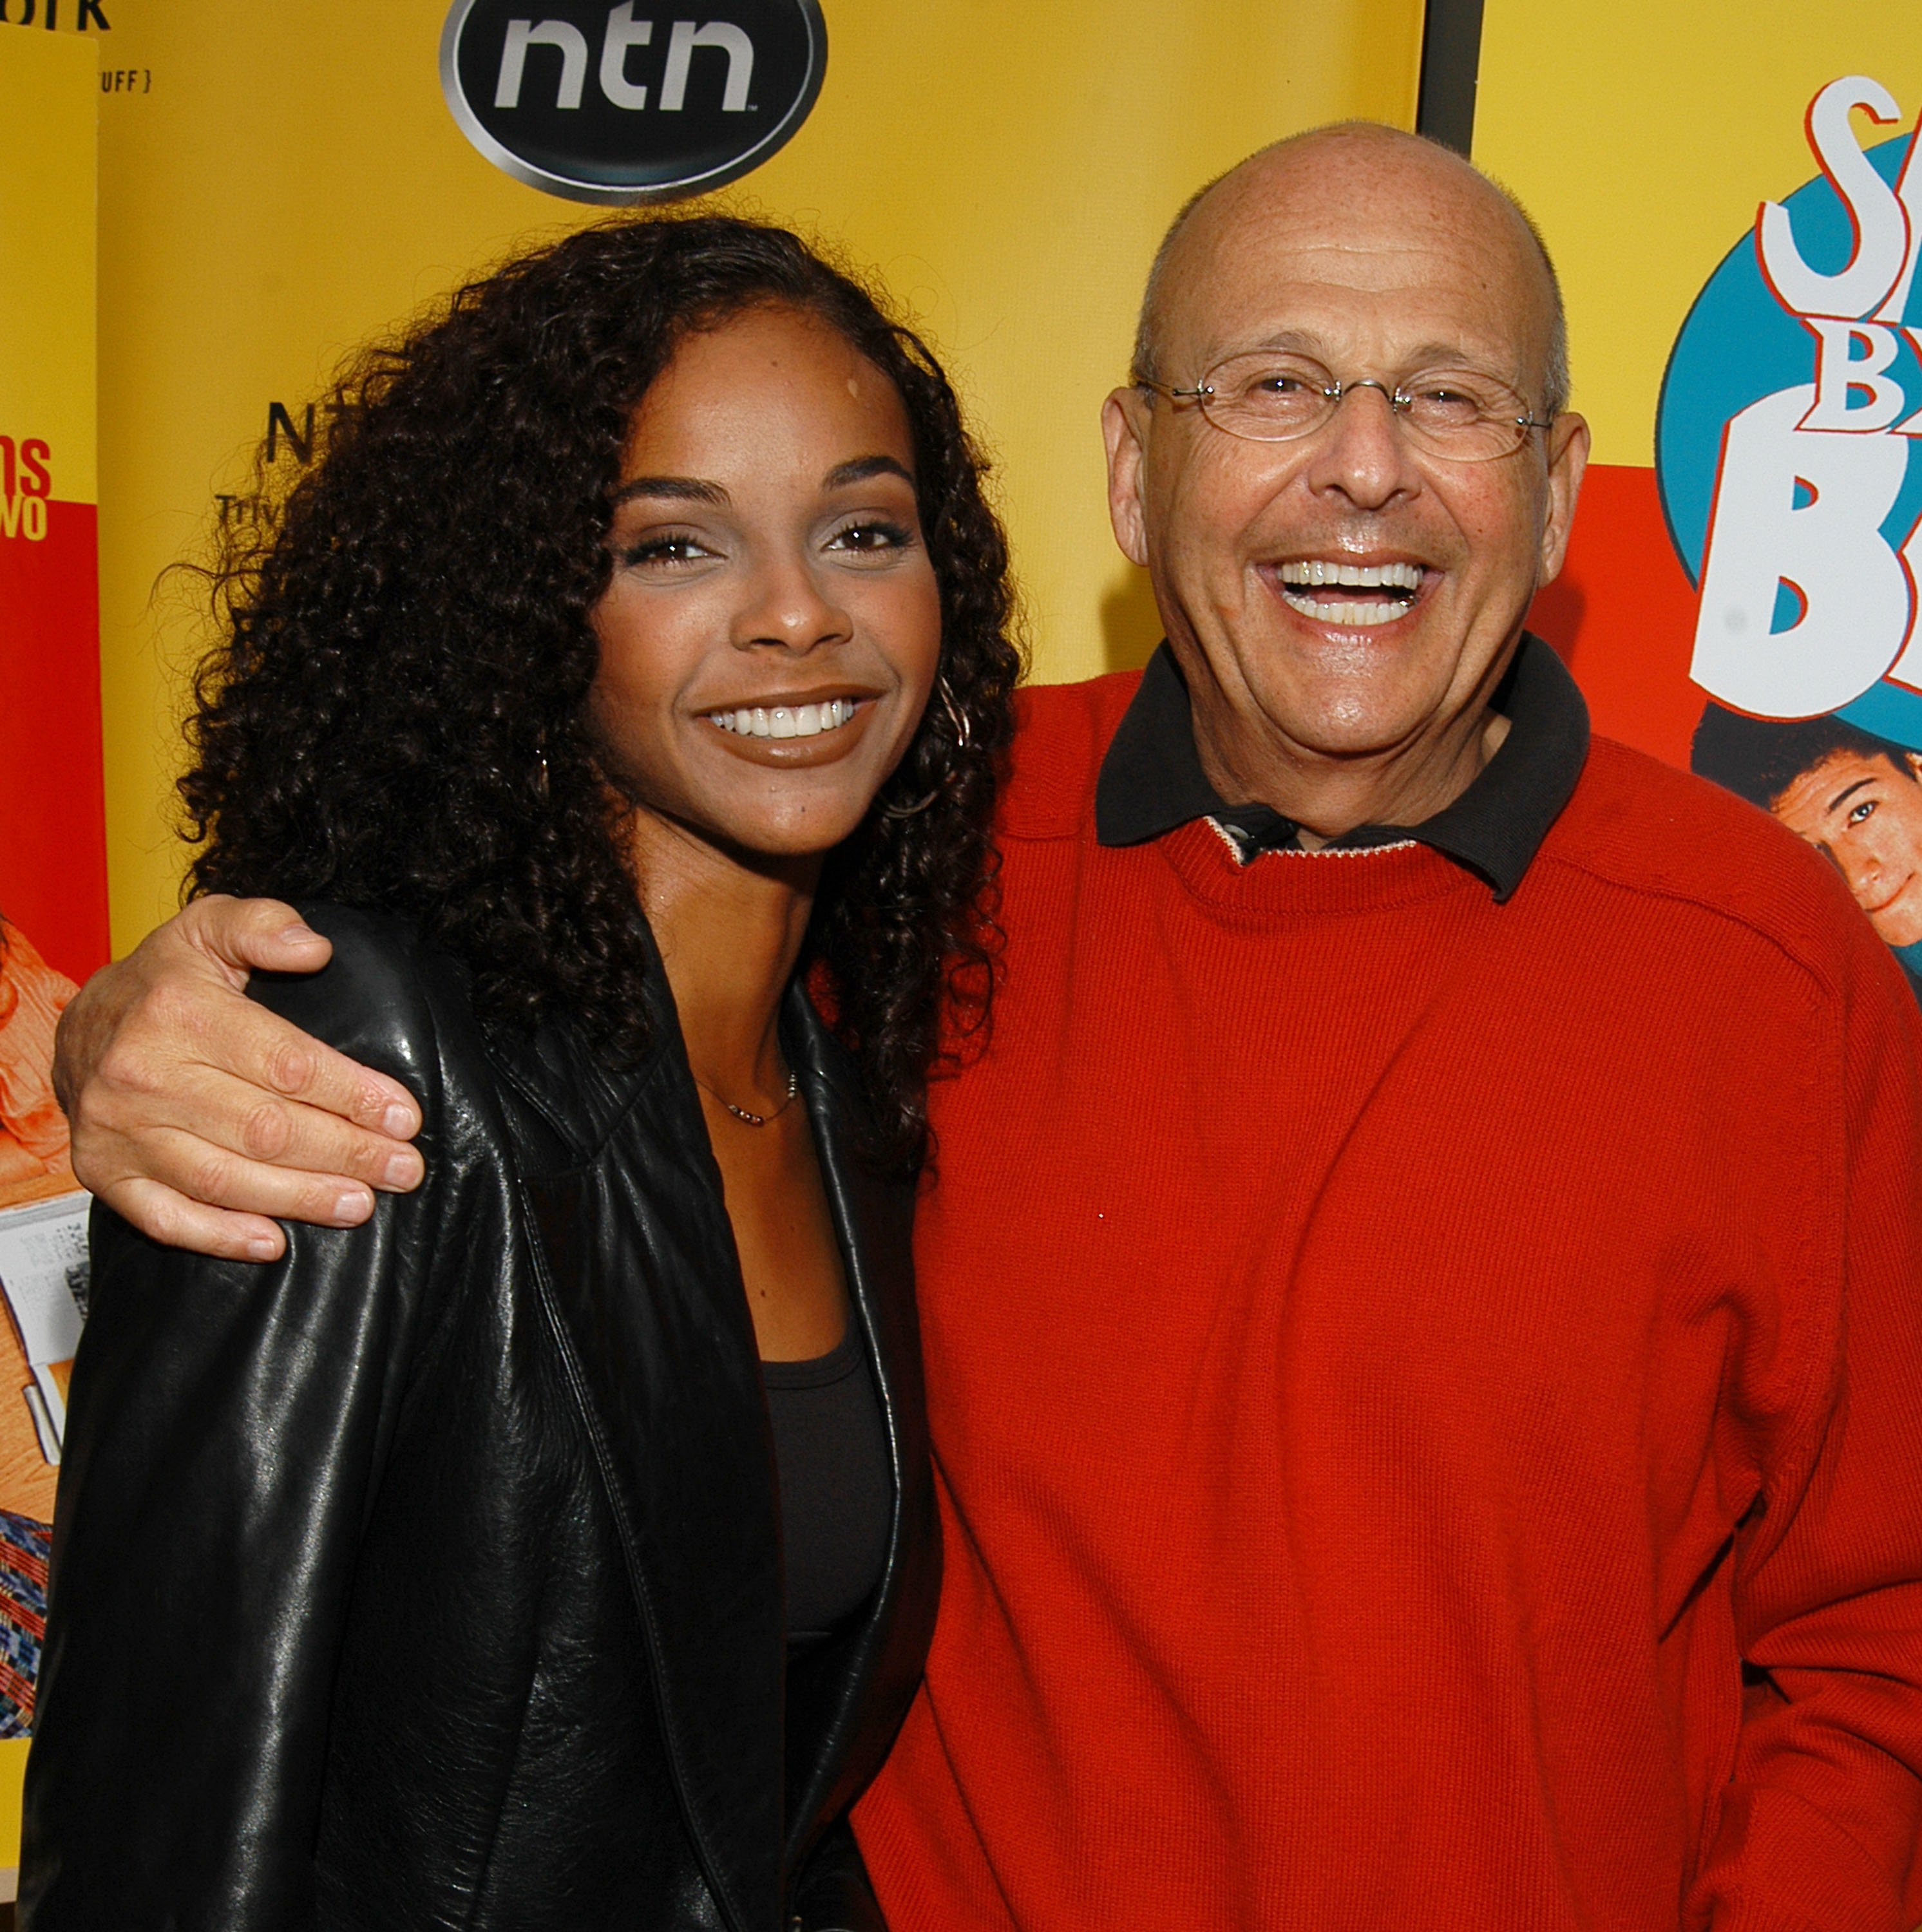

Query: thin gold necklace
<box><xmin>693</xmin><ymin>1065</ymin><xmax>799</xmax><ymax>1128</ymax></box>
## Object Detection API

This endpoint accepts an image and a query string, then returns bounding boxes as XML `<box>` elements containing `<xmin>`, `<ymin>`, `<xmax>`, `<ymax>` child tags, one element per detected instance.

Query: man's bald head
<box><xmin>1132</xmin><ymin>123</ymin><xmax>1570</xmax><ymax>419</ymax></box>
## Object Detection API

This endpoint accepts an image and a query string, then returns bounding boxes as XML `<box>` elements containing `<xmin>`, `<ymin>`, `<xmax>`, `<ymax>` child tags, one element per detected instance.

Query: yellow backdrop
<box><xmin>75</xmin><ymin>0</ymin><xmax>1423</xmax><ymax>952</ymax></box>
<box><xmin>0</xmin><ymin>33</ymin><xmax>95</xmax><ymax>509</ymax></box>
<box><xmin>1476</xmin><ymin>0</ymin><xmax>1922</xmax><ymax>466</ymax></box>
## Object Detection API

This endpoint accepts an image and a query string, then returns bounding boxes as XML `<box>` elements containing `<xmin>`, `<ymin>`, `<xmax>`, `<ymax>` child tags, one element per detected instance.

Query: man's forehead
<box><xmin>1185</xmin><ymin>129</ymin><xmax>1525</xmax><ymax>252</ymax></box>
<box><xmin>1160</xmin><ymin>211</ymin><xmax>1540</xmax><ymax>372</ymax></box>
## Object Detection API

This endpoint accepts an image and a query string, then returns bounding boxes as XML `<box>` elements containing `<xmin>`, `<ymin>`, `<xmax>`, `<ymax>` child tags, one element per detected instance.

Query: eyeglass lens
<box><xmin>1198</xmin><ymin>353</ymin><xmax>1536</xmax><ymax>460</ymax></box>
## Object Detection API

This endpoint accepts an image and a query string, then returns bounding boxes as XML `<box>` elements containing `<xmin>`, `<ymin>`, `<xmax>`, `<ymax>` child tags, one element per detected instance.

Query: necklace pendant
<box><xmin>697</xmin><ymin>1064</ymin><xmax>800</xmax><ymax>1128</ymax></box>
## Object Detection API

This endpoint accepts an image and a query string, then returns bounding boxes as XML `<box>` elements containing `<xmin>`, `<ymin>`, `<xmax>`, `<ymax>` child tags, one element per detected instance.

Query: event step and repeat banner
<box><xmin>0</xmin><ymin>22</ymin><xmax>104</xmax><ymax>1896</ymax></box>
<box><xmin>1480</xmin><ymin>0</ymin><xmax>1922</xmax><ymax>1000</ymax></box>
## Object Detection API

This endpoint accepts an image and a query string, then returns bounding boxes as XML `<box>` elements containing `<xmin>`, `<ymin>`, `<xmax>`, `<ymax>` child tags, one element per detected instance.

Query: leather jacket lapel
<box><xmin>779</xmin><ymin>989</ymin><xmax>940</xmax><ymax>1870</ymax></box>
<box><xmin>498</xmin><ymin>1000</ymin><xmax>785</xmax><ymax>1932</ymax></box>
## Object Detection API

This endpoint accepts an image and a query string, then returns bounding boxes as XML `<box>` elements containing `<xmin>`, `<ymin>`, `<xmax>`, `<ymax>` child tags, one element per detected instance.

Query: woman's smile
<box><xmin>696</xmin><ymin>688</ymin><xmax>882</xmax><ymax>764</ymax></box>
<box><xmin>705</xmin><ymin>696</ymin><xmax>863</xmax><ymax>740</ymax></box>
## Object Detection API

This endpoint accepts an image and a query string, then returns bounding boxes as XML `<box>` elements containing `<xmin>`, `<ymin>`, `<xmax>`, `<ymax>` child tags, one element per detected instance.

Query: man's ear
<box><xmin>1537</xmin><ymin>411</ymin><xmax>1590</xmax><ymax>584</ymax></box>
<box><xmin>1905</xmin><ymin>751</ymin><xmax>1922</xmax><ymax>786</ymax></box>
<box><xmin>1103</xmin><ymin>388</ymin><xmax>1153</xmax><ymax>569</ymax></box>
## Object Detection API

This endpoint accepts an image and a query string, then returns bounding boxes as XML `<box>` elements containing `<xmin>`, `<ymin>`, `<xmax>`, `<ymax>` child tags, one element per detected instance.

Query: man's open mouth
<box><xmin>1275</xmin><ymin>560</ymin><xmax>1425</xmax><ymax>629</ymax></box>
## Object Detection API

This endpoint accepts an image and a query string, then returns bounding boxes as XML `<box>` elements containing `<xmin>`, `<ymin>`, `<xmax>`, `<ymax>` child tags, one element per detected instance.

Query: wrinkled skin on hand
<box><xmin>55</xmin><ymin>896</ymin><xmax>423</xmax><ymax>1262</ymax></box>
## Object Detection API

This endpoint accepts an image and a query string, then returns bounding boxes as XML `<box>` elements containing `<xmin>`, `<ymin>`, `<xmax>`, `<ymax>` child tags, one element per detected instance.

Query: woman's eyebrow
<box><xmin>611</xmin><ymin>475</ymin><xmax>730</xmax><ymax>506</ymax></box>
<box><xmin>824</xmin><ymin>455</ymin><xmax>915</xmax><ymax>489</ymax></box>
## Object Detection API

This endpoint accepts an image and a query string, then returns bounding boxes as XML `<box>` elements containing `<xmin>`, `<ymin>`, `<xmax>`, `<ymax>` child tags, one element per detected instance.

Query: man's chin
<box><xmin>1243</xmin><ymin>676</ymin><xmax>1458</xmax><ymax>764</ymax></box>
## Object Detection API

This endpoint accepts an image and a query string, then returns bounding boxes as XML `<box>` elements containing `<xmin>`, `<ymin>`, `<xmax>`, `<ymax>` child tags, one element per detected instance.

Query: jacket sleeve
<box><xmin>19</xmin><ymin>909</ymin><xmax>480</xmax><ymax>1932</ymax></box>
<box><xmin>792</xmin><ymin>1817</ymin><xmax>890</xmax><ymax>1932</ymax></box>
<box><xmin>1689</xmin><ymin>934</ymin><xmax>1922</xmax><ymax>1932</ymax></box>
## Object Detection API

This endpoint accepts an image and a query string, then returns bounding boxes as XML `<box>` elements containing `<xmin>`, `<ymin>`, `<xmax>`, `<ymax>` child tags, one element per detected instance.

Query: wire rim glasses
<box><xmin>1137</xmin><ymin>352</ymin><xmax>1557</xmax><ymax>462</ymax></box>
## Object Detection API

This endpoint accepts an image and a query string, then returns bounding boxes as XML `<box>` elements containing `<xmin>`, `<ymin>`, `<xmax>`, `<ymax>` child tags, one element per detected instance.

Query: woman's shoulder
<box><xmin>250</xmin><ymin>902</ymin><xmax>488</xmax><ymax>1108</ymax></box>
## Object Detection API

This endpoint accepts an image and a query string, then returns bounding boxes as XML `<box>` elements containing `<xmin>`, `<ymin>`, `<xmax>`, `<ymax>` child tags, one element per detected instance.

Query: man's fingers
<box><xmin>220</xmin><ymin>1077</ymin><xmax>424</xmax><ymax>1192</ymax></box>
<box><xmin>176</xmin><ymin>894</ymin><xmax>334</xmax><ymax>983</ymax></box>
<box><xmin>91</xmin><ymin>1057</ymin><xmax>424</xmax><ymax>1196</ymax></box>
<box><xmin>119</xmin><ymin>987</ymin><xmax>422</xmax><ymax>1149</ymax></box>
<box><xmin>124</xmin><ymin>1129</ymin><xmax>381</xmax><ymax>1231</ymax></box>
<box><xmin>99</xmin><ymin>1177</ymin><xmax>290</xmax><ymax>1263</ymax></box>
<box><xmin>249</xmin><ymin>1027</ymin><xmax>421</xmax><ymax>1142</ymax></box>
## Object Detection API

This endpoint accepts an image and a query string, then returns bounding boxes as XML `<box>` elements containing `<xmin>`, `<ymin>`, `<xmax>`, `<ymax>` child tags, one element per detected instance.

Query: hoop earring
<box><xmin>940</xmin><ymin>676</ymin><xmax>972</xmax><ymax>750</ymax></box>
<box><xmin>880</xmin><ymin>674</ymin><xmax>970</xmax><ymax>818</ymax></box>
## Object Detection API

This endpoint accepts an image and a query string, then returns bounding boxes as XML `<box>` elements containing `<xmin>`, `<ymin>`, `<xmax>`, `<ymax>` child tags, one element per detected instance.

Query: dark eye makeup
<box><xmin>828</xmin><ymin>516</ymin><xmax>917</xmax><ymax>554</ymax></box>
<box><xmin>618</xmin><ymin>530</ymin><xmax>714</xmax><ymax>568</ymax></box>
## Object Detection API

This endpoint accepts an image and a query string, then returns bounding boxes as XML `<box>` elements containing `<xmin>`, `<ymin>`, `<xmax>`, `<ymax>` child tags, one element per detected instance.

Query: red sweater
<box><xmin>853</xmin><ymin>671</ymin><xmax>1922</xmax><ymax>1932</ymax></box>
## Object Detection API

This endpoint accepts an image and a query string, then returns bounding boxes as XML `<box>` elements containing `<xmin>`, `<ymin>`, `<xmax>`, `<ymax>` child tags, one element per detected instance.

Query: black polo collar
<box><xmin>1094</xmin><ymin>633</ymin><xmax>1590</xmax><ymax>902</ymax></box>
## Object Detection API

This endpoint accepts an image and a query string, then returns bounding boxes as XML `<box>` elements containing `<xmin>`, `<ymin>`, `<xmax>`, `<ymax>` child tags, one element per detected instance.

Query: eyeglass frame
<box><xmin>1133</xmin><ymin>354</ymin><xmax>1560</xmax><ymax>463</ymax></box>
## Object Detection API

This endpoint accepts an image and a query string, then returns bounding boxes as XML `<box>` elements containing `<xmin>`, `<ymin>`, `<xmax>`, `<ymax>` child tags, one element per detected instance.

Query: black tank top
<box><xmin>761</xmin><ymin>1323</ymin><xmax>893</xmax><ymax>1643</ymax></box>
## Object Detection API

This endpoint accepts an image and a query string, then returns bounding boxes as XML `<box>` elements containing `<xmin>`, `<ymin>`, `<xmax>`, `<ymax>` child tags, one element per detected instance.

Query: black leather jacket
<box><xmin>21</xmin><ymin>907</ymin><xmax>939</xmax><ymax>1931</ymax></box>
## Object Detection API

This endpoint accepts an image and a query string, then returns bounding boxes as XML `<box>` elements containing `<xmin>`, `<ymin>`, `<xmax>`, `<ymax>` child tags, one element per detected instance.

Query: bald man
<box><xmin>53</xmin><ymin>128</ymin><xmax>1922</xmax><ymax>1929</ymax></box>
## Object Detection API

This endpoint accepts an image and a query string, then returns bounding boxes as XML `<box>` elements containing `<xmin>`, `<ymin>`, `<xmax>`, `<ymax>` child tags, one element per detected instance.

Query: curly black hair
<box><xmin>182</xmin><ymin>215</ymin><xmax>1024</xmax><ymax>1175</ymax></box>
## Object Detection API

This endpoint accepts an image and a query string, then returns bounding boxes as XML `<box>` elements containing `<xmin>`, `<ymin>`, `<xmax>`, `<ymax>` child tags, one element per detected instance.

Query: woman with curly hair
<box><xmin>21</xmin><ymin>216</ymin><xmax>1020</xmax><ymax>1931</ymax></box>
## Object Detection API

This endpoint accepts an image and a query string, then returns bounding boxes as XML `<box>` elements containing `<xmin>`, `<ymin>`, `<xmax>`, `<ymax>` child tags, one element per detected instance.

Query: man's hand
<box><xmin>53</xmin><ymin>896</ymin><xmax>424</xmax><ymax>1262</ymax></box>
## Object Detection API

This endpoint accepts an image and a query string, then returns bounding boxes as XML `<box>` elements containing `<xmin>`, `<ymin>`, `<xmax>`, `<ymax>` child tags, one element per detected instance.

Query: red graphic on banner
<box><xmin>0</xmin><ymin>497</ymin><xmax>108</xmax><ymax>984</ymax></box>
<box><xmin>1529</xmin><ymin>462</ymin><xmax>1703</xmax><ymax>772</ymax></box>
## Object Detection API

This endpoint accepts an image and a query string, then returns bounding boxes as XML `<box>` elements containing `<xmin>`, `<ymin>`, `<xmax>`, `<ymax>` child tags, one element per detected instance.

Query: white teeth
<box><xmin>709</xmin><ymin>699</ymin><xmax>858</xmax><ymax>738</ymax></box>
<box><xmin>1279</xmin><ymin>592</ymin><xmax>1407</xmax><ymax>628</ymax></box>
<box><xmin>1277</xmin><ymin>559</ymin><xmax>1424</xmax><ymax>591</ymax></box>
<box><xmin>1274</xmin><ymin>558</ymin><xmax>1423</xmax><ymax>628</ymax></box>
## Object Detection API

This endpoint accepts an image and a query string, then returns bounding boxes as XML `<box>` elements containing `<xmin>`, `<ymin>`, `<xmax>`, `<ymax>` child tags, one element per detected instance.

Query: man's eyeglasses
<box><xmin>1136</xmin><ymin>352</ymin><xmax>1557</xmax><ymax>463</ymax></box>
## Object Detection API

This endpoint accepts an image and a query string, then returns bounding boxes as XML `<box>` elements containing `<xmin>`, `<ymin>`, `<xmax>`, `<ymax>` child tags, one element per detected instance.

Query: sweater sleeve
<box><xmin>1688</xmin><ymin>936</ymin><xmax>1922</xmax><ymax>1932</ymax></box>
<box><xmin>18</xmin><ymin>910</ymin><xmax>479</xmax><ymax>1932</ymax></box>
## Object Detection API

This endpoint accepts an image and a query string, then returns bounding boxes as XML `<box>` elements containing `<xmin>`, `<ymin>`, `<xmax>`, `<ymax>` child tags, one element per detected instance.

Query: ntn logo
<box><xmin>441</xmin><ymin>0</ymin><xmax>823</xmax><ymax>206</ymax></box>
<box><xmin>495</xmin><ymin>8</ymin><xmax>752</xmax><ymax>112</ymax></box>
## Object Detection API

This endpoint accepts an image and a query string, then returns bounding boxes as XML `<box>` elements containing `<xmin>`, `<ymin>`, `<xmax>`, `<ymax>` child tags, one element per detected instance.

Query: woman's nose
<box><xmin>730</xmin><ymin>553</ymin><xmax>853</xmax><ymax>653</ymax></box>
